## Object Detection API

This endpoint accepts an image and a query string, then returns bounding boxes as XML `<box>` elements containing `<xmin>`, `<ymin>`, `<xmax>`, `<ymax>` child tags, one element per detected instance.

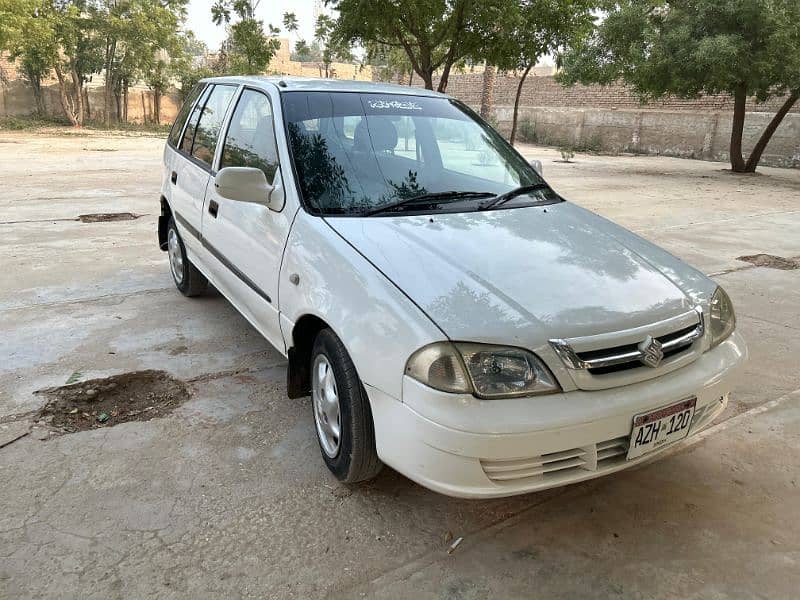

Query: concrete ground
<box><xmin>0</xmin><ymin>131</ymin><xmax>799</xmax><ymax>599</ymax></box>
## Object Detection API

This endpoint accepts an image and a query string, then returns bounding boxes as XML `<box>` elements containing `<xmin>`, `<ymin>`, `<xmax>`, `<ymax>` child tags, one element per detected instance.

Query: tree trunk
<box><xmin>123</xmin><ymin>83</ymin><xmax>129</xmax><ymax>123</ymax></box>
<box><xmin>54</xmin><ymin>65</ymin><xmax>79</xmax><ymax>126</ymax></box>
<box><xmin>69</xmin><ymin>65</ymin><xmax>84</xmax><ymax>126</ymax></box>
<box><xmin>729</xmin><ymin>83</ymin><xmax>747</xmax><ymax>172</ymax></box>
<box><xmin>408</xmin><ymin>70</ymin><xmax>413</xmax><ymax>86</ymax></box>
<box><xmin>31</xmin><ymin>78</ymin><xmax>45</xmax><ymax>116</ymax></box>
<box><xmin>83</xmin><ymin>87</ymin><xmax>91</xmax><ymax>120</ymax></box>
<box><xmin>153</xmin><ymin>88</ymin><xmax>161</xmax><ymax>125</ymax></box>
<box><xmin>437</xmin><ymin>61</ymin><xmax>454</xmax><ymax>93</ymax></box>
<box><xmin>420</xmin><ymin>70</ymin><xmax>433</xmax><ymax>90</ymax></box>
<box><xmin>114</xmin><ymin>87</ymin><xmax>122</xmax><ymax>124</ymax></box>
<box><xmin>509</xmin><ymin>63</ymin><xmax>533</xmax><ymax>146</ymax></box>
<box><xmin>743</xmin><ymin>92</ymin><xmax>798</xmax><ymax>172</ymax></box>
<box><xmin>103</xmin><ymin>39</ymin><xmax>117</xmax><ymax>126</ymax></box>
<box><xmin>479</xmin><ymin>64</ymin><xmax>496</xmax><ymax>119</ymax></box>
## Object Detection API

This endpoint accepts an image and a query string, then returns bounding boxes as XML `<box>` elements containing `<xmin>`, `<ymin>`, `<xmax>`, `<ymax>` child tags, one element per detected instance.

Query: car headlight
<box><xmin>405</xmin><ymin>342</ymin><xmax>560</xmax><ymax>399</ymax></box>
<box><xmin>709</xmin><ymin>286</ymin><xmax>736</xmax><ymax>348</ymax></box>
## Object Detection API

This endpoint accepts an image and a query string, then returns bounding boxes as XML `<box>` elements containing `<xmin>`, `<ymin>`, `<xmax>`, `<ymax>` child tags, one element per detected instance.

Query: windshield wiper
<box><xmin>478</xmin><ymin>183</ymin><xmax>550</xmax><ymax>211</ymax></box>
<box><xmin>364</xmin><ymin>191</ymin><xmax>495</xmax><ymax>216</ymax></box>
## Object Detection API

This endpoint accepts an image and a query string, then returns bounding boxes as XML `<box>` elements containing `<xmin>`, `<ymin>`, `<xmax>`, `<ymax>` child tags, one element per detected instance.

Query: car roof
<box><xmin>198</xmin><ymin>75</ymin><xmax>449</xmax><ymax>98</ymax></box>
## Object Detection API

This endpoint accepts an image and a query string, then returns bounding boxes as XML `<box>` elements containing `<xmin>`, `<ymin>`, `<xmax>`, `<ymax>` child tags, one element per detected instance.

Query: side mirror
<box><xmin>214</xmin><ymin>167</ymin><xmax>272</xmax><ymax>205</ymax></box>
<box><xmin>529</xmin><ymin>159</ymin><xmax>543</xmax><ymax>175</ymax></box>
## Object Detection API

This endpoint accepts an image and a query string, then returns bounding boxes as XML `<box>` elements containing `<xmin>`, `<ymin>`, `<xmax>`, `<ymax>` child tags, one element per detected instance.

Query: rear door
<box><xmin>200</xmin><ymin>86</ymin><xmax>292</xmax><ymax>352</ymax></box>
<box><xmin>168</xmin><ymin>83</ymin><xmax>237</xmax><ymax>255</ymax></box>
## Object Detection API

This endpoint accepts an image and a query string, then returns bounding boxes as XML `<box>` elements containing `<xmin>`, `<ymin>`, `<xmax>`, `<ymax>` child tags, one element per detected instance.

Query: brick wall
<box><xmin>388</xmin><ymin>72</ymin><xmax>799</xmax><ymax>115</ymax></box>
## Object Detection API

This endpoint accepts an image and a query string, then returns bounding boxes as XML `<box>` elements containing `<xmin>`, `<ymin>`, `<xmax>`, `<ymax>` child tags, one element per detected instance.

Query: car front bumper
<box><xmin>367</xmin><ymin>331</ymin><xmax>747</xmax><ymax>498</ymax></box>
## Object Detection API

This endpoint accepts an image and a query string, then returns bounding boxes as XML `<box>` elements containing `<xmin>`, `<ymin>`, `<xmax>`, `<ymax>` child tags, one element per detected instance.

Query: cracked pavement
<box><xmin>1</xmin><ymin>132</ymin><xmax>799</xmax><ymax>598</ymax></box>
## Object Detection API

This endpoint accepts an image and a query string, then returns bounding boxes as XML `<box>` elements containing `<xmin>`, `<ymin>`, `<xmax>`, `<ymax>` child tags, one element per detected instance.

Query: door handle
<box><xmin>208</xmin><ymin>199</ymin><xmax>219</xmax><ymax>218</ymax></box>
<box><xmin>170</xmin><ymin>171</ymin><xmax>177</xmax><ymax>184</ymax></box>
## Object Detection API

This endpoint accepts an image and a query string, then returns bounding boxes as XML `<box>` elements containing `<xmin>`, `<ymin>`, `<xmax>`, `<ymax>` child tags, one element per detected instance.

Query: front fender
<box><xmin>279</xmin><ymin>212</ymin><xmax>445</xmax><ymax>400</ymax></box>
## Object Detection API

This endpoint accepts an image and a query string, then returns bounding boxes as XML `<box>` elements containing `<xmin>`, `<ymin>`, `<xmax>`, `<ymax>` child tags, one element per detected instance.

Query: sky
<box><xmin>185</xmin><ymin>0</ymin><xmax>324</xmax><ymax>53</ymax></box>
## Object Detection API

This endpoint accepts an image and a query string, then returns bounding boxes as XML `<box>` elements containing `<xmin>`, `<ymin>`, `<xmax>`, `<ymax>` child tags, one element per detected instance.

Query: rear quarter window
<box><xmin>168</xmin><ymin>83</ymin><xmax>206</xmax><ymax>148</ymax></box>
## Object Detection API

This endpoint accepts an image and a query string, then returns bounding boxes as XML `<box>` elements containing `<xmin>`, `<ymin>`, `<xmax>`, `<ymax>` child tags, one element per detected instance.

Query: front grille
<box><xmin>582</xmin><ymin>324</ymin><xmax>698</xmax><ymax>375</ymax></box>
<box><xmin>549</xmin><ymin>308</ymin><xmax>705</xmax><ymax>379</ymax></box>
<box><xmin>481</xmin><ymin>435</ymin><xmax>630</xmax><ymax>486</ymax></box>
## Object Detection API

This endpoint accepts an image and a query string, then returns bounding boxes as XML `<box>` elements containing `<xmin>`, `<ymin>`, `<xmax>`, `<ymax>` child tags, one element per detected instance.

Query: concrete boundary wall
<box><xmin>0</xmin><ymin>79</ymin><xmax>181</xmax><ymax>125</ymax></box>
<box><xmin>494</xmin><ymin>106</ymin><xmax>800</xmax><ymax>168</ymax></box>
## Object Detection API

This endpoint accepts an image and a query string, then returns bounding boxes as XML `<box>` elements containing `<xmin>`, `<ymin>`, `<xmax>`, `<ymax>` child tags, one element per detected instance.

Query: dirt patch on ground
<box><xmin>36</xmin><ymin>370</ymin><xmax>190</xmax><ymax>434</ymax></box>
<box><xmin>77</xmin><ymin>212</ymin><xmax>140</xmax><ymax>223</ymax></box>
<box><xmin>736</xmin><ymin>254</ymin><xmax>800</xmax><ymax>270</ymax></box>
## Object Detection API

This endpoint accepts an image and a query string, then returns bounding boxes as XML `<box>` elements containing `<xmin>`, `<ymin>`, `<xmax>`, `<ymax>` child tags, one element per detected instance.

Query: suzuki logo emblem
<box><xmin>638</xmin><ymin>335</ymin><xmax>664</xmax><ymax>368</ymax></box>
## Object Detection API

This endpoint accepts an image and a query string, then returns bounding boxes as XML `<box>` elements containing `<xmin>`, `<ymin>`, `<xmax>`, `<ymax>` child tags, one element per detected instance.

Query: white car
<box><xmin>159</xmin><ymin>76</ymin><xmax>746</xmax><ymax>498</ymax></box>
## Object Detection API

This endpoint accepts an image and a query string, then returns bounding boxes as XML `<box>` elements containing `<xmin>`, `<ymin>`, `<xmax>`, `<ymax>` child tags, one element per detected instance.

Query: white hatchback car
<box><xmin>159</xmin><ymin>76</ymin><xmax>746</xmax><ymax>498</ymax></box>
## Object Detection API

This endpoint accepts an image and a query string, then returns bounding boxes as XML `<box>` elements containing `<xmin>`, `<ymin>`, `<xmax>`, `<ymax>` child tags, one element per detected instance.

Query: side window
<box><xmin>220</xmin><ymin>89</ymin><xmax>279</xmax><ymax>183</ymax></box>
<box><xmin>168</xmin><ymin>83</ymin><xmax>205</xmax><ymax>147</ymax></box>
<box><xmin>179</xmin><ymin>85</ymin><xmax>212</xmax><ymax>153</ymax></box>
<box><xmin>191</xmin><ymin>84</ymin><xmax>237</xmax><ymax>167</ymax></box>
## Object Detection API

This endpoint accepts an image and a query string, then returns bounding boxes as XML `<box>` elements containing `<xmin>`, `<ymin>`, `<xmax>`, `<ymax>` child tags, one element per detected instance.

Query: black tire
<box><xmin>311</xmin><ymin>328</ymin><xmax>383</xmax><ymax>483</ymax></box>
<box><xmin>166</xmin><ymin>217</ymin><xmax>208</xmax><ymax>297</ymax></box>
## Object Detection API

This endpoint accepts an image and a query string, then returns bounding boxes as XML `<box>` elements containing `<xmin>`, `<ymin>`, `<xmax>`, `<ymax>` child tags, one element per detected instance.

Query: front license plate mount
<box><xmin>627</xmin><ymin>396</ymin><xmax>697</xmax><ymax>460</ymax></box>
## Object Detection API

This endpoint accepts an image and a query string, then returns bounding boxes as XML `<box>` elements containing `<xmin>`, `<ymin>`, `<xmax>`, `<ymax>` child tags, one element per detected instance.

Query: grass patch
<box><xmin>0</xmin><ymin>115</ymin><xmax>72</xmax><ymax>130</ymax></box>
<box><xmin>0</xmin><ymin>114</ymin><xmax>170</xmax><ymax>136</ymax></box>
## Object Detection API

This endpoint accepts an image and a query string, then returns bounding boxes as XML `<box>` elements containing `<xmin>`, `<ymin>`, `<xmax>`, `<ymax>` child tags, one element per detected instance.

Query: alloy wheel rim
<box><xmin>312</xmin><ymin>354</ymin><xmax>341</xmax><ymax>458</ymax></box>
<box><xmin>167</xmin><ymin>228</ymin><xmax>184</xmax><ymax>284</ymax></box>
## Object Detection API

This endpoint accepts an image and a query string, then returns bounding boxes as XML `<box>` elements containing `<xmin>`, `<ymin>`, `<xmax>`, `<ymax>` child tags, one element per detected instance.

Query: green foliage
<box><xmin>178</xmin><ymin>66</ymin><xmax>214</xmax><ymax>99</ymax></box>
<box><xmin>365</xmin><ymin>42</ymin><xmax>414</xmax><ymax>83</ymax></box>
<box><xmin>314</xmin><ymin>14</ymin><xmax>353</xmax><ymax>77</ymax></box>
<box><xmin>482</xmin><ymin>0</ymin><xmax>597</xmax><ymax>144</ymax></box>
<box><xmin>0</xmin><ymin>114</ymin><xmax>72</xmax><ymax>130</ymax></box>
<box><xmin>487</xmin><ymin>0</ymin><xmax>596</xmax><ymax>72</ymax></box>
<box><xmin>282</xmin><ymin>12</ymin><xmax>298</xmax><ymax>34</ymax></box>
<box><xmin>559</xmin><ymin>0</ymin><xmax>800</xmax><ymax>171</ymax></box>
<box><xmin>211</xmin><ymin>0</ymin><xmax>281</xmax><ymax>75</ymax></box>
<box><xmin>561</xmin><ymin>0</ymin><xmax>800</xmax><ymax>101</ymax></box>
<box><xmin>292</xmin><ymin>39</ymin><xmax>323</xmax><ymax>63</ymax></box>
<box><xmin>331</xmin><ymin>0</ymin><xmax>507</xmax><ymax>91</ymax></box>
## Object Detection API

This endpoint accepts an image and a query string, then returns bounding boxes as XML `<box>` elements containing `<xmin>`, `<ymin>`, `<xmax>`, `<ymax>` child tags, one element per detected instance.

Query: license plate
<box><xmin>627</xmin><ymin>397</ymin><xmax>696</xmax><ymax>460</ymax></box>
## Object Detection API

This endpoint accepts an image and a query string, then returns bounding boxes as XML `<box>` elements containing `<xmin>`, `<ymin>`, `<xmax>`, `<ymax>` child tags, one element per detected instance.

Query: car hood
<box><xmin>324</xmin><ymin>203</ymin><xmax>709</xmax><ymax>345</ymax></box>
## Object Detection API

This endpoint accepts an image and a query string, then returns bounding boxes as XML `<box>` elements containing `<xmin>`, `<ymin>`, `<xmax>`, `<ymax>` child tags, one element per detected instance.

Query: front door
<box><xmin>200</xmin><ymin>87</ymin><xmax>294</xmax><ymax>353</ymax></box>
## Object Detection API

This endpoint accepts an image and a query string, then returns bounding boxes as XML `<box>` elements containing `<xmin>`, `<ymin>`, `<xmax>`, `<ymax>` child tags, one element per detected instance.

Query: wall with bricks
<box><xmin>385</xmin><ymin>72</ymin><xmax>798</xmax><ymax>168</ymax></box>
<box><xmin>391</xmin><ymin>72</ymin><xmax>800</xmax><ymax>115</ymax></box>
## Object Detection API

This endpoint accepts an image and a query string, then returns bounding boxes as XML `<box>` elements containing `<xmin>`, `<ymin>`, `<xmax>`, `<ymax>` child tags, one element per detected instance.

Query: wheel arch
<box><xmin>158</xmin><ymin>196</ymin><xmax>172</xmax><ymax>251</ymax></box>
<box><xmin>286</xmin><ymin>313</ymin><xmax>332</xmax><ymax>399</ymax></box>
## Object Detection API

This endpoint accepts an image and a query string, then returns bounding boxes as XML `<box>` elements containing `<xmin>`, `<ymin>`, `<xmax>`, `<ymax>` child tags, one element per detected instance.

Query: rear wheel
<box><xmin>311</xmin><ymin>329</ymin><xmax>383</xmax><ymax>483</ymax></box>
<box><xmin>167</xmin><ymin>217</ymin><xmax>208</xmax><ymax>297</ymax></box>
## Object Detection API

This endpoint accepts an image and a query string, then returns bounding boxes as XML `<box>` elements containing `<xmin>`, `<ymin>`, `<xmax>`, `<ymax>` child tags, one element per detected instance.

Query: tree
<box><xmin>211</xmin><ymin>0</ymin><xmax>281</xmax><ymax>75</ymax></box>
<box><xmin>314</xmin><ymin>14</ymin><xmax>353</xmax><ymax>78</ymax></box>
<box><xmin>0</xmin><ymin>0</ymin><xmax>101</xmax><ymax>126</ymax></box>
<box><xmin>283</xmin><ymin>11</ymin><xmax>298</xmax><ymax>47</ymax></box>
<box><xmin>95</xmin><ymin>0</ymin><xmax>188</xmax><ymax>125</ymax></box>
<box><xmin>559</xmin><ymin>0</ymin><xmax>800</xmax><ymax>173</ymax></box>
<box><xmin>291</xmin><ymin>39</ymin><xmax>321</xmax><ymax>62</ymax></box>
<box><xmin>331</xmin><ymin>0</ymin><xmax>506</xmax><ymax>92</ymax></box>
<box><xmin>3</xmin><ymin>0</ymin><xmax>59</xmax><ymax>117</ymax></box>
<box><xmin>485</xmin><ymin>0</ymin><xmax>596</xmax><ymax>145</ymax></box>
<box><xmin>365</xmin><ymin>41</ymin><xmax>416</xmax><ymax>85</ymax></box>
<box><xmin>51</xmin><ymin>0</ymin><xmax>104</xmax><ymax>126</ymax></box>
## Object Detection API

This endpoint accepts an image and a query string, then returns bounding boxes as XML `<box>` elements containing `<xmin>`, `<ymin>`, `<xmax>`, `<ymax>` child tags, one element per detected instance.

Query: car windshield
<box><xmin>281</xmin><ymin>91</ymin><xmax>560</xmax><ymax>216</ymax></box>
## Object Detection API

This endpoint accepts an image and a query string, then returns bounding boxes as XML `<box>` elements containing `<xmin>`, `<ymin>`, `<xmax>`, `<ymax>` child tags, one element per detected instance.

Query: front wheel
<box><xmin>311</xmin><ymin>329</ymin><xmax>383</xmax><ymax>483</ymax></box>
<box><xmin>167</xmin><ymin>217</ymin><xmax>208</xmax><ymax>297</ymax></box>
